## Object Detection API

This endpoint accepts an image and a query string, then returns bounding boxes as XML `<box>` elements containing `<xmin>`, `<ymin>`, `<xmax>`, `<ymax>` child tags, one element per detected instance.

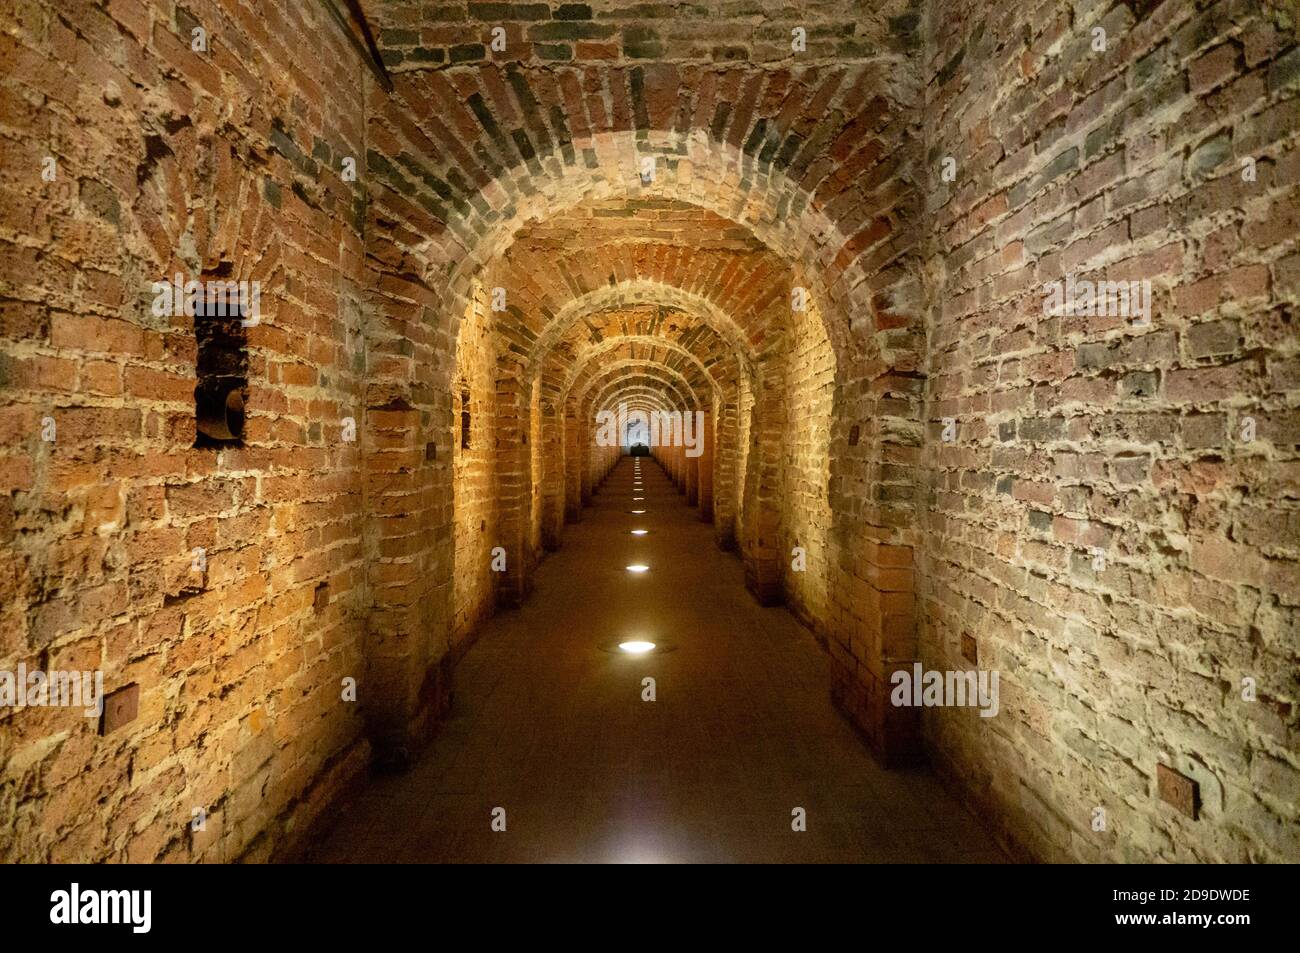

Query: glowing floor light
<box><xmin>626</xmin><ymin>564</ymin><xmax>649</xmax><ymax>573</ymax></box>
<box><xmin>618</xmin><ymin>641</ymin><xmax>656</xmax><ymax>654</ymax></box>
<box><xmin>630</xmin><ymin>529</ymin><xmax>648</xmax><ymax>535</ymax></box>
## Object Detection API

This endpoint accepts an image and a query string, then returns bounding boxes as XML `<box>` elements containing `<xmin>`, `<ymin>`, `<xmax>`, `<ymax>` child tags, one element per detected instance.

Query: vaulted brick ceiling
<box><xmin>363</xmin><ymin>6</ymin><xmax>923</xmax><ymax>377</ymax></box>
<box><xmin>501</xmin><ymin>198</ymin><xmax>772</xmax><ymax>416</ymax></box>
<box><xmin>5</xmin><ymin>0</ymin><xmax>1296</xmax><ymax>869</ymax></box>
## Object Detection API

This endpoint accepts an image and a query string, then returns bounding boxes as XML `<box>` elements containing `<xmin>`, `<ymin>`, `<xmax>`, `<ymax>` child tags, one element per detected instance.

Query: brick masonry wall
<box><xmin>1</xmin><ymin>0</ymin><xmax>373</xmax><ymax>861</ymax></box>
<box><xmin>453</xmin><ymin>282</ymin><xmax>498</xmax><ymax>646</ymax></box>
<box><xmin>6</xmin><ymin>0</ymin><xmax>1292</xmax><ymax>865</ymax></box>
<box><xmin>921</xmin><ymin>0</ymin><xmax>1299</xmax><ymax>861</ymax></box>
<box><xmin>376</xmin><ymin>0</ymin><xmax>919</xmax><ymax>66</ymax></box>
<box><xmin>360</xmin><ymin>0</ymin><xmax>930</xmax><ymax>773</ymax></box>
<box><xmin>781</xmin><ymin>291</ymin><xmax>835</xmax><ymax>627</ymax></box>
<box><xmin>732</xmin><ymin>374</ymin><xmax>755</xmax><ymax>547</ymax></box>
<box><xmin>529</xmin><ymin>384</ymin><xmax>544</xmax><ymax>557</ymax></box>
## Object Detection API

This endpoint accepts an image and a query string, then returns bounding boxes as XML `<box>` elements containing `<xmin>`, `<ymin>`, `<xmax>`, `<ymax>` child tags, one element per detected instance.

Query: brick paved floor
<box><xmin>306</xmin><ymin>456</ymin><xmax>1008</xmax><ymax>863</ymax></box>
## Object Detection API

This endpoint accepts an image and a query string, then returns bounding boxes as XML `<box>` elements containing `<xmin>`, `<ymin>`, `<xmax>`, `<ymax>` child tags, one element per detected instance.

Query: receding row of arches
<box><xmin>360</xmin><ymin>120</ymin><xmax>921</xmax><ymax>766</ymax></box>
<box><xmin>450</xmin><ymin>266</ymin><xmax>804</xmax><ymax>620</ymax></box>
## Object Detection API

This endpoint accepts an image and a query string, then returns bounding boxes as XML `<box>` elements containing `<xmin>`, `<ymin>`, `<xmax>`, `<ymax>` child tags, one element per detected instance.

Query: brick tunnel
<box><xmin>1</xmin><ymin>0</ymin><xmax>1298</xmax><ymax>865</ymax></box>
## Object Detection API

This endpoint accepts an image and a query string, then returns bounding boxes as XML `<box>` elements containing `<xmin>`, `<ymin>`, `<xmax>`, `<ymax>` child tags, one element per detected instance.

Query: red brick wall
<box><xmin>781</xmin><ymin>289</ymin><xmax>835</xmax><ymax>628</ymax></box>
<box><xmin>453</xmin><ymin>282</ymin><xmax>498</xmax><ymax>645</ymax></box>
<box><xmin>921</xmin><ymin>0</ymin><xmax>1299</xmax><ymax>861</ymax></box>
<box><xmin>9</xmin><ymin>0</ymin><xmax>1290</xmax><ymax>865</ymax></box>
<box><xmin>1</xmin><ymin>0</ymin><xmax>373</xmax><ymax>861</ymax></box>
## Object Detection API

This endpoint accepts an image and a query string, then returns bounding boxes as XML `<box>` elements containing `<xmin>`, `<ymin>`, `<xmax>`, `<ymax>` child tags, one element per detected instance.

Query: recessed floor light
<box><xmin>626</xmin><ymin>564</ymin><xmax>649</xmax><ymax>573</ymax></box>
<box><xmin>630</xmin><ymin>509</ymin><xmax>646</xmax><ymax>514</ymax></box>
<box><xmin>599</xmin><ymin>639</ymin><xmax>675</xmax><ymax>656</ymax></box>
<box><xmin>634</xmin><ymin>497</ymin><xmax>644</xmax><ymax>500</ymax></box>
<box><xmin>630</xmin><ymin>529</ymin><xmax>648</xmax><ymax>535</ymax></box>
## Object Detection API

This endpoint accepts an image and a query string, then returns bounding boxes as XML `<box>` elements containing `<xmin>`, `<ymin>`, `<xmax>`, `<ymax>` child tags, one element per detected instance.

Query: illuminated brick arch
<box><xmin>534</xmin><ymin>328</ymin><xmax>729</xmax><ymax>550</ymax></box>
<box><xmin>558</xmin><ymin>336</ymin><xmax>721</xmax><ymax>403</ymax></box>
<box><xmin>570</xmin><ymin>348</ymin><xmax>712</xmax><ymax>404</ymax></box>
<box><xmin>583</xmin><ymin>366</ymin><xmax>698</xmax><ymax>414</ymax></box>
<box><xmin>363</xmin><ymin>59</ymin><xmax>925</xmax><ymax>763</ymax></box>
<box><xmin>387</xmin><ymin>123</ymin><xmax>911</xmax><ymax>365</ymax></box>
<box><xmin>532</xmin><ymin>280</ymin><xmax>762</xmax><ymax>381</ymax></box>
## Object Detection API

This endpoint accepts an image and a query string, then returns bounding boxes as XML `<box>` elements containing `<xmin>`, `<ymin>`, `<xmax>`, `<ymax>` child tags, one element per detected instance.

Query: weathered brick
<box><xmin>919</xmin><ymin>0</ymin><xmax>1299</xmax><ymax>865</ymax></box>
<box><xmin>2</xmin><ymin>0</ymin><xmax>1294</xmax><ymax>872</ymax></box>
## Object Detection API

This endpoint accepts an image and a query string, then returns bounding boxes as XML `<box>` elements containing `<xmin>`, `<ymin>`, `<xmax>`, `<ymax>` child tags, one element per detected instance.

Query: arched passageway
<box><xmin>3</xmin><ymin>0</ymin><xmax>1296</xmax><ymax>867</ymax></box>
<box><xmin>309</xmin><ymin>455</ymin><xmax>1004</xmax><ymax>862</ymax></box>
<box><xmin>363</xmin><ymin>96</ymin><xmax>922</xmax><ymax>772</ymax></box>
<box><xmin>342</xmin><ymin>28</ymin><xmax>932</xmax><ymax>852</ymax></box>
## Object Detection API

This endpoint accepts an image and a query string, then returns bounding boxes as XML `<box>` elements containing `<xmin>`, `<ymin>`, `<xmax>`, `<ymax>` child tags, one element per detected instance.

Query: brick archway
<box><xmin>362</xmin><ymin>121</ymin><xmax>923</xmax><ymax>764</ymax></box>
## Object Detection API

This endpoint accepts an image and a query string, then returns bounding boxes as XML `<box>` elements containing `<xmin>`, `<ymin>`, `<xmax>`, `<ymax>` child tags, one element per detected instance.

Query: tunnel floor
<box><xmin>306</xmin><ymin>456</ymin><xmax>1008</xmax><ymax>863</ymax></box>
